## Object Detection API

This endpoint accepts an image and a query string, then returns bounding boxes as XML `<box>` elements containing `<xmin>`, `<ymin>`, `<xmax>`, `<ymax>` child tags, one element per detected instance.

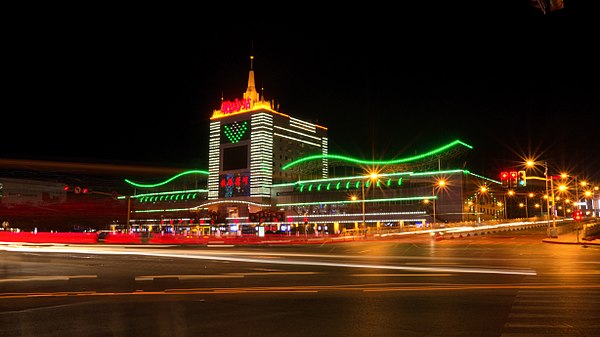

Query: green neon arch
<box><xmin>125</xmin><ymin>169</ymin><xmax>209</xmax><ymax>188</ymax></box>
<box><xmin>282</xmin><ymin>139</ymin><xmax>473</xmax><ymax>170</ymax></box>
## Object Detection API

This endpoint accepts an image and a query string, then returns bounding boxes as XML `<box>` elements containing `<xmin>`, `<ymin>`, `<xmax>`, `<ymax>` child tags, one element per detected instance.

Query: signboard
<box><xmin>218</xmin><ymin>173</ymin><xmax>250</xmax><ymax>198</ymax></box>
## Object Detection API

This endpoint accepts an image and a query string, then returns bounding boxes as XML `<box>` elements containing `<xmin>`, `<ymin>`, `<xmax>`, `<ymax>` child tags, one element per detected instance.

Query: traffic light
<box><xmin>518</xmin><ymin>171</ymin><xmax>527</xmax><ymax>187</ymax></box>
<box><xmin>500</xmin><ymin>172</ymin><xmax>509</xmax><ymax>184</ymax></box>
<box><xmin>573</xmin><ymin>210</ymin><xmax>583</xmax><ymax>221</ymax></box>
<box><xmin>510</xmin><ymin>171</ymin><xmax>518</xmax><ymax>186</ymax></box>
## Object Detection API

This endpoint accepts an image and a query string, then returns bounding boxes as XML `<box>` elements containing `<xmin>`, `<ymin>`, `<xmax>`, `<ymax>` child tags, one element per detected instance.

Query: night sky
<box><xmin>4</xmin><ymin>2</ymin><xmax>599</xmax><ymax>182</ymax></box>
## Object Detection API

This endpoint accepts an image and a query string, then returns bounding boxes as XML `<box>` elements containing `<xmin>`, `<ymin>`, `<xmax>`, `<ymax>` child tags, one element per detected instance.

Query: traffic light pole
<box><xmin>544</xmin><ymin>161</ymin><xmax>557</xmax><ymax>238</ymax></box>
<box><xmin>550</xmin><ymin>177</ymin><xmax>556</xmax><ymax>230</ymax></box>
<box><xmin>544</xmin><ymin>162</ymin><xmax>552</xmax><ymax>237</ymax></box>
<box><xmin>126</xmin><ymin>196</ymin><xmax>131</xmax><ymax>233</ymax></box>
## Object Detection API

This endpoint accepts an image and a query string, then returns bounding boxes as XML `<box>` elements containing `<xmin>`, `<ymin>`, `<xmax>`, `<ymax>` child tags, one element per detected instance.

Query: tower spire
<box><xmin>243</xmin><ymin>54</ymin><xmax>259</xmax><ymax>103</ymax></box>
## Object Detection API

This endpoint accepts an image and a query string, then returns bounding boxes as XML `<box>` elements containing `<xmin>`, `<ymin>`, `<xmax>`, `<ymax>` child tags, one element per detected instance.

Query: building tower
<box><xmin>207</xmin><ymin>55</ymin><xmax>328</xmax><ymax>217</ymax></box>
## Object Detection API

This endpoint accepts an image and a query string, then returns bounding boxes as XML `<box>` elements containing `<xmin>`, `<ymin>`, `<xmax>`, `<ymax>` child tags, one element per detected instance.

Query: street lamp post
<box><xmin>361</xmin><ymin>172</ymin><xmax>379</xmax><ymax>238</ymax></box>
<box><xmin>361</xmin><ymin>181</ymin><xmax>366</xmax><ymax>237</ymax></box>
<box><xmin>475</xmin><ymin>193</ymin><xmax>480</xmax><ymax>223</ymax></box>
<box><xmin>432</xmin><ymin>186</ymin><xmax>436</xmax><ymax>228</ymax></box>
<box><xmin>475</xmin><ymin>186</ymin><xmax>487</xmax><ymax>224</ymax></box>
<box><xmin>575</xmin><ymin>176</ymin><xmax>580</xmax><ymax>210</ymax></box>
<box><xmin>503</xmin><ymin>193</ymin><xmax>507</xmax><ymax>220</ymax></box>
<box><xmin>432</xmin><ymin>179</ymin><xmax>446</xmax><ymax>229</ymax></box>
<box><xmin>539</xmin><ymin>161</ymin><xmax>557</xmax><ymax>237</ymax></box>
<box><xmin>549</xmin><ymin>169</ymin><xmax>557</xmax><ymax>237</ymax></box>
<box><xmin>543</xmin><ymin>161</ymin><xmax>550</xmax><ymax>224</ymax></box>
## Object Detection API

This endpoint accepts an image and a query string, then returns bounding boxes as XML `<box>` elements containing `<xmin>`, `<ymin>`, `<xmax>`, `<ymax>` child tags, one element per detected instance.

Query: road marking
<box><xmin>0</xmin><ymin>275</ymin><xmax>97</xmax><ymax>283</ymax></box>
<box><xmin>135</xmin><ymin>275</ymin><xmax>244</xmax><ymax>281</ymax></box>
<box><xmin>504</xmin><ymin>323</ymin><xmax>598</xmax><ymax>328</ymax></box>
<box><xmin>508</xmin><ymin>313</ymin><xmax>565</xmax><ymax>318</ymax></box>
<box><xmin>350</xmin><ymin>273</ymin><xmax>453</xmax><ymax>277</ymax></box>
<box><xmin>135</xmin><ymin>271</ymin><xmax>319</xmax><ymax>281</ymax></box>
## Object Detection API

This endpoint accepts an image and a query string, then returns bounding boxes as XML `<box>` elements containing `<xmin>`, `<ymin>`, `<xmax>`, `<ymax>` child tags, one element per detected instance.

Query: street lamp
<box><xmin>432</xmin><ymin>179</ymin><xmax>446</xmax><ymax>229</ymax></box>
<box><xmin>361</xmin><ymin>181</ymin><xmax>366</xmax><ymax>236</ymax></box>
<box><xmin>549</xmin><ymin>167</ymin><xmax>557</xmax><ymax>237</ymax></box>
<box><xmin>506</xmin><ymin>190</ymin><xmax>515</xmax><ymax>219</ymax></box>
<box><xmin>475</xmin><ymin>186</ymin><xmax>488</xmax><ymax>224</ymax></box>
<box><xmin>361</xmin><ymin>172</ymin><xmax>379</xmax><ymax>238</ymax></box>
<box><xmin>528</xmin><ymin>160</ymin><xmax>556</xmax><ymax>237</ymax></box>
<box><xmin>524</xmin><ymin>192</ymin><xmax>533</xmax><ymax>218</ymax></box>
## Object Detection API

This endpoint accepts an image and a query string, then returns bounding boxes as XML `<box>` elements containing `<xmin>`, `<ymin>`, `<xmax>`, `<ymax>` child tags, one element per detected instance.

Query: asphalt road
<box><xmin>1</xmin><ymin>228</ymin><xmax>599</xmax><ymax>337</ymax></box>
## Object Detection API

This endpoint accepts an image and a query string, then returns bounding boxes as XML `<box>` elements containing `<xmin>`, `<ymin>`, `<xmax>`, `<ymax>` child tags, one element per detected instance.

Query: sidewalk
<box><xmin>542</xmin><ymin>229</ymin><xmax>600</xmax><ymax>245</ymax></box>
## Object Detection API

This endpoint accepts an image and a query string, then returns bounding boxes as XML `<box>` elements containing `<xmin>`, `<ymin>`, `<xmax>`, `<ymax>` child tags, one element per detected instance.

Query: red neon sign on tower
<box><xmin>220</xmin><ymin>98</ymin><xmax>252</xmax><ymax>114</ymax></box>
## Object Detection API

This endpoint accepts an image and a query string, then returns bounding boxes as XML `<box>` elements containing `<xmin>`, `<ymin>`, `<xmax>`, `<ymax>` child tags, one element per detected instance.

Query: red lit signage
<box><xmin>219</xmin><ymin>173</ymin><xmax>250</xmax><ymax>198</ymax></box>
<box><xmin>220</xmin><ymin>98</ymin><xmax>252</xmax><ymax>114</ymax></box>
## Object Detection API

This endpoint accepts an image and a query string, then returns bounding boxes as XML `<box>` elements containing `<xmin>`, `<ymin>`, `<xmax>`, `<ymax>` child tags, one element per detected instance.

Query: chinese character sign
<box><xmin>219</xmin><ymin>173</ymin><xmax>250</xmax><ymax>198</ymax></box>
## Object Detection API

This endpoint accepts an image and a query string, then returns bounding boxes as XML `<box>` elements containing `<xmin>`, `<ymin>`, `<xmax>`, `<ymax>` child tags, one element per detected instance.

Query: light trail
<box><xmin>1</xmin><ymin>244</ymin><xmax>536</xmax><ymax>276</ymax></box>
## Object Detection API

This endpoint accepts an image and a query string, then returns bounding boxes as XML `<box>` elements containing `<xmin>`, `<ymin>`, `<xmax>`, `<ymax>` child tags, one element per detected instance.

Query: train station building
<box><xmin>124</xmin><ymin>57</ymin><xmax>510</xmax><ymax>236</ymax></box>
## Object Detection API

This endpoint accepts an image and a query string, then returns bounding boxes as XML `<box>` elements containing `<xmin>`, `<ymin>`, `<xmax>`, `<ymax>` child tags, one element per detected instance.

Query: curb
<box><xmin>542</xmin><ymin>239</ymin><xmax>600</xmax><ymax>245</ymax></box>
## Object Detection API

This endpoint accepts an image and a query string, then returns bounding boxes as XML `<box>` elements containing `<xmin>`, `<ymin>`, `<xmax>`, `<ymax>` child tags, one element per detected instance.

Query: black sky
<box><xmin>4</xmin><ymin>2</ymin><xmax>599</xmax><ymax>181</ymax></box>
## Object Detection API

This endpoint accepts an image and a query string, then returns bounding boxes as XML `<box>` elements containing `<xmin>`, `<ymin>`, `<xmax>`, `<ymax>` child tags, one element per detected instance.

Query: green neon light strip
<box><xmin>409</xmin><ymin>169</ymin><xmax>465</xmax><ymax>176</ymax></box>
<box><xmin>134</xmin><ymin>199</ymin><xmax>271</xmax><ymax>214</ymax></box>
<box><xmin>134</xmin><ymin>207</ymin><xmax>192</xmax><ymax>213</ymax></box>
<box><xmin>406</xmin><ymin>169</ymin><xmax>500</xmax><ymax>184</ymax></box>
<box><xmin>277</xmin><ymin>196</ymin><xmax>436</xmax><ymax>207</ymax></box>
<box><xmin>466</xmin><ymin>171</ymin><xmax>502</xmax><ymax>185</ymax></box>
<box><xmin>282</xmin><ymin>139</ymin><xmax>473</xmax><ymax>170</ymax></box>
<box><xmin>125</xmin><ymin>170</ymin><xmax>209</xmax><ymax>188</ymax></box>
<box><xmin>270</xmin><ymin>172</ymin><xmax>413</xmax><ymax>188</ymax></box>
<box><xmin>131</xmin><ymin>189</ymin><xmax>208</xmax><ymax>200</ymax></box>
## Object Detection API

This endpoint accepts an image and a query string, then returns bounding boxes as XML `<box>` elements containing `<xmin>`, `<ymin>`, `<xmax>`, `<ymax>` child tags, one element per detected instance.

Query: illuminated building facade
<box><xmin>205</xmin><ymin>56</ymin><xmax>328</xmax><ymax>219</ymax></box>
<box><xmin>124</xmin><ymin>58</ymin><xmax>508</xmax><ymax>234</ymax></box>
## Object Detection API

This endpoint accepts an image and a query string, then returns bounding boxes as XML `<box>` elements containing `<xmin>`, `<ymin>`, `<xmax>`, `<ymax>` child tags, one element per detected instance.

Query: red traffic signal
<box><xmin>510</xmin><ymin>171</ymin><xmax>518</xmax><ymax>185</ymax></box>
<box><xmin>500</xmin><ymin>172</ymin><xmax>509</xmax><ymax>181</ymax></box>
<box><xmin>574</xmin><ymin>210</ymin><xmax>583</xmax><ymax>221</ymax></box>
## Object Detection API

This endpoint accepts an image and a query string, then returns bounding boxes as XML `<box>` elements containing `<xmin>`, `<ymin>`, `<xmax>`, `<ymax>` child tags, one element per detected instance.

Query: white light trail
<box><xmin>1</xmin><ymin>244</ymin><xmax>536</xmax><ymax>276</ymax></box>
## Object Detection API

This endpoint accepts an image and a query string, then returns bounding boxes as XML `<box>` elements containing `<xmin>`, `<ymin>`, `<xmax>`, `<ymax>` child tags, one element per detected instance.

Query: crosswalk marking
<box><xmin>501</xmin><ymin>286</ymin><xmax>600</xmax><ymax>337</ymax></box>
